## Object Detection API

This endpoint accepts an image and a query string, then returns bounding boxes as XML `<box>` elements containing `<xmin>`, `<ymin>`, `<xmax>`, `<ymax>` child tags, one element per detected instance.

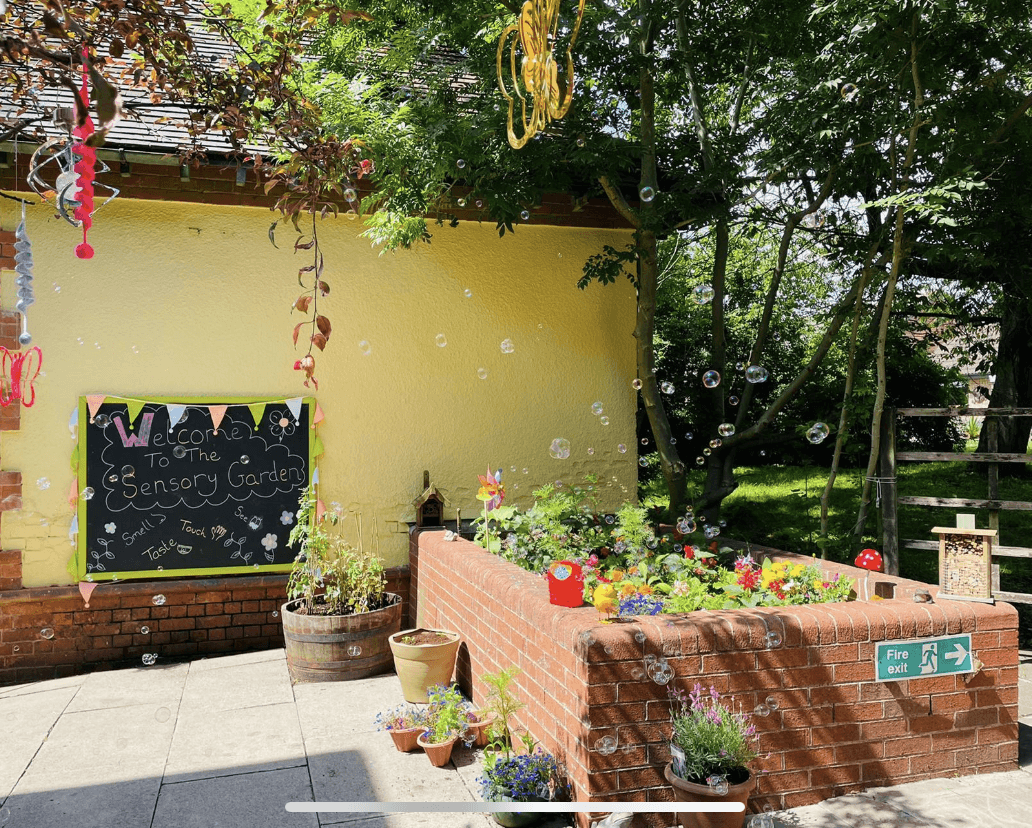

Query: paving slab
<box><xmin>65</xmin><ymin>662</ymin><xmax>188</xmax><ymax>713</ymax></box>
<box><xmin>164</xmin><ymin>701</ymin><xmax>306</xmax><ymax>783</ymax></box>
<box><xmin>187</xmin><ymin>648</ymin><xmax>288</xmax><ymax>672</ymax></box>
<box><xmin>1</xmin><ymin>774</ymin><xmax>161</xmax><ymax>828</ymax></box>
<box><xmin>153</xmin><ymin>765</ymin><xmax>318</xmax><ymax>828</ymax></box>
<box><xmin>0</xmin><ymin>685</ymin><xmax>78</xmax><ymax>798</ymax></box>
<box><xmin>0</xmin><ymin>674</ymin><xmax>85</xmax><ymax>699</ymax></box>
<box><xmin>293</xmin><ymin>674</ymin><xmax>406</xmax><ymax>740</ymax></box>
<box><xmin>178</xmin><ymin>657</ymin><xmax>294</xmax><ymax>713</ymax></box>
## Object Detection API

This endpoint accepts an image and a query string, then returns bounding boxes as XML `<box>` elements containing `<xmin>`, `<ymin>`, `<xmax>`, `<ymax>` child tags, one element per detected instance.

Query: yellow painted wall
<box><xmin>1</xmin><ymin>198</ymin><xmax>637</xmax><ymax>587</ymax></box>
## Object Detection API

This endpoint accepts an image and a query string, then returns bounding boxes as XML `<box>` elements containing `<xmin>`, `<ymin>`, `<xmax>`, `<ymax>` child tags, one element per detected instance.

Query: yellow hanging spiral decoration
<box><xmin>497</xmin><ymin>0</ymin><xmax>586</xmax><ymax>150</ymax></box>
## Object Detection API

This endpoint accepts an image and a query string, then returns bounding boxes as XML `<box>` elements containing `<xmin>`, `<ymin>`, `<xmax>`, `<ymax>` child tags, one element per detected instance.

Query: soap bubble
<box><xmin>661</xmin><ymin>382</ymin><xmax>675</xmax><ymax>394</ymax></box>
<box><xmin>717</xmin><ymin>423</ymin><xmax>736</xmax><ymax>437</ymax></box>
<box><xmin>108</xmin><ymin>474</ymin><xmax>118</xmax><ymax>483</ymax></box>
<box><xmin>669</xmin><ymin>437</ymin><xmax>677</xmax><ymax>445</ymax></box>
<box><xmin>142</xmin><ymin>653</ymin><xmax>158</xmax><ymax>666</ymax></box>
<box><xmin>580</xmin><ymin>631</ymin><xmax>595</xmax><ymax>647</ymax></box>
<box><xmin>719</xmin><ymin>519</ymin><xmax>727</xmax><ymax>528</ymax></box>
<box><xmin>706</xmin><ymin>775</ymin><xmax>730</xmax><ymax>796</ymax></box>
<box><xmin>549</xmin><ymin>438</ymin><xmax>571</xmax><ymax>459</ymax></box>
<box><xmin>685</xmin><ymin>431</ymin><xmax>693</xmax><ymax>440</ymax></box>
<box><xmin>456</xmin><ymin>158</ymin><xmax>467</xmax><ymax>169</ymax></box>
<box><xmin>435</xmin><ymin>333</ymin><xmax>447</xmax><ymax>347</ymax></box>
<box><xmin>40</xmin><ymin>627</ymin><xmax>55</xmax><ymax>639</ymax></box>
<box><xmin>347</xmin><ymin>645</ymin><xmax>362</xmax><ymax>657</ymax></box>
<box><xmin>272</xmin><ymin>611</ymin><xmax>279</xmax><ymax>618</ymax></box>
<box><xmin>592</xmin><ymin>401</ymin><xmax>604</xmax><ymax>416</ymax></box>
<box><xmin>644</xmin><ymin>654</ymin><xmax>657</xmax><ymax>666</ymax></box>
<box><xmin>807</xmin><ymin>422</ymin><xmax>830</xmax><ymax>444</ymax></box>
<box><xmin>587</xmin><ymin>447</ymin><xmax>595</xmax><ymax>455</ymax></box>
<box><xmin>576</xmin><ymin>136</ymin><xmax>586</xmax><ymax>147</ymax></box>
<box><xmin>141</xmin><ymin>626</ymin><xmax>150</xmax><ymax>634</ymax></box>
<box><xmin>709</xmin><ymin>439</ymin><xmax>722</xmax><ymax>449</ymax></box>
<box><xmin>80</xmin><ymin>487</ymin><xmax>95</xmax><ymax>501</ymax></box>
<box><xmin>841</xmin><ymin>82</ymin><xmax>858</xmax><ymax>100</ymax></box>
<box><xmin>745</xmin><ymin>365</ymin><xmax>769</xmax><ymax>383</ymax></box>
<box><xmin>464</xmin><ymin>288</ymin><xmax>473</xmax><ymax>298</ymax></box>
<box><xmin>677</xmin><ymin>518</ymin><xmax>696</xmax><ymax>534</ymax></box>
<box><xmin>617</xmin><ymin>444</ymin><xmax>627</xmax><ymax>453</ymax></box>
<box><xmin>121</xmin><ymin>465</ymin><xmax>135</xmax><ymax>477</ymax></box>
<box><xmin>765</xmin><ymin>631</ymin><xmax>783</xmax><ymax>648</ymax></box>
<box><xmin>344</xmin><ymin>188</ymin><xmax>357</xmax><ymax>202</ymax></box>
<box><xmin>36</xmin><ymin>477</ymin><xmax>51</xmax><ymax>490</ymax></box>
<box><xmin>152</xmin><ymin>594</ymin><xmax>166</xmax><ymax>606</ymax></box>
<box><xmin>155</xmin><ymin>707</ymin><xmax>171</xmax><ymax>722</ymax></box>
<box><xmin>634</xmin><ymin>631</ymin><xmax>646</xmax><ymax>643</ymax></box>
<box><xmin>696</xmin><ymin>456</ymin><xmax>705</xmax><ymax>465</ymax></box>
<box><xmin>475</xmin><ymin>200</ymin><xmax>483</xmax><ymax>208</ymax></box>
<box><xmin>173</xmin><ymin>446</ymin><xmax>187</xmax><ymax>459</ymax></box>
<box><xmin>765</xmin><ymin>696</ymin><xmax>779</xmax><ymax>711</ymax></box>
<box><xmin>519</xmin><ymin>210</ymin><xmax>530</xmax><ymax>221</ymax></box>
<box><xmin>457</xmin><ymin>198</ymin><xmax>467</xmax><ymax>207</ymax></box>
<box><xmin>500</xmin><ymin>338</ymin><xmax>515</xmax><ymax>353</ymax></box>
<box><xmin>604</xmin><ymin>514</ymin><xmax>615</xmax><ymax>524</ymax></box>
<box><xmin>631</xmin><ymin>378</ymin><xmax>643</xmax><ymax>390</ymax></box>
<box><xmin>477</xmin><ymin>367</ymin><xmax>488</xmax><ymax>379</ymax></box>
<box><xmin>729</xmin><ymin>396</ymin><xmax>739</xmax><ymax>406</ymax></box>
<box><xmin>94</xmin><ymin>414</ymin><xmax>110</xmax><ymax>427</ymax></box>
<box><xmin>692</xmin><ymin>284</ymin><xmax>715</xmax><ymax>304</ymax></box>
<box><xmin>641</xmin><ymin>438</ymin><xmax>649</xmax><ymax>446</ymax></box>
<box><xmin>595</xmin><ymin>736</ymin><xmax>618</xmax><ymax>755</ymax></box>
<box><xmin>754</xmin><ymin>703</ymin><xmax>771</xmax><ymax>717</ymax></box>
<box><xmin>639</xmin><ymin>186</ymin><xmax>656</xmax><ymax>202</ymax></box>
<box><xmin>638</xmin><ymin>457</ymin><xmax>648</xmax><ymax>468</ymax></box>
<box><xmin>604</xmin><ymin>645</ymin><xmax>613</xmax><ymax>655</ymax></box>
<box><xmin>704</xmin><ymin>525</ymin><xmax>720</xmax><ymax>539</ymax></box>
<box><xmin>631</xmin><ymin>667</ymin><xmax>645</xmax><ymax>679</ymax></box>
<box><xmin>600</xmin><ymin>416</ymin><xmax>610</xmax><ymax>425</ymax></box>
<box><xmin>358</xmin><ymin>340</ymin><xmax>372</xmax><ymax>356</ymax></box>
<box><xmin>702</xmin><ymin>370</ymin><xmax>721</xmax><ymax>388</ymax></box>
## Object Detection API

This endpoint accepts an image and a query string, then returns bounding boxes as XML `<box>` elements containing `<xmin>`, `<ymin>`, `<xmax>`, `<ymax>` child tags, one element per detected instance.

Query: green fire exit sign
<box><xmin>874</xmin><ymin>634</ymin><xmax>973</xmax><ymax>682</ymax></box>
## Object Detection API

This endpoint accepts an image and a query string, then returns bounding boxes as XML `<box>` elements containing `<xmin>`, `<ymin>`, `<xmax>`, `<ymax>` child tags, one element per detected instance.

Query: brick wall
<box><xmin>0</xmin><ymin>566</ymin><xmax>409</xmax><ymax>685</ymax></box>
<box><xmin>412</xmin><ymin>531</ymin><xmax>1019</xmax><ymax>826</ymax></box>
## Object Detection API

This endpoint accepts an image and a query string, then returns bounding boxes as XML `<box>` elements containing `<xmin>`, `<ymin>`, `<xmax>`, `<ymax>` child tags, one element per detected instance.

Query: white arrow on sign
<box><xmin>944</xmin><ymin>643</ymin><xmax>968</xmax><ymax>665</ymax></box>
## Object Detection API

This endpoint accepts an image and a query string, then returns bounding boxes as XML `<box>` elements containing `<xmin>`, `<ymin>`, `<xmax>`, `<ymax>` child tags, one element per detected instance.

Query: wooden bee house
<box><xmin>933</xmin><ymin>525</ymin><xmax>996</xmax><ymax>603</ymax></box>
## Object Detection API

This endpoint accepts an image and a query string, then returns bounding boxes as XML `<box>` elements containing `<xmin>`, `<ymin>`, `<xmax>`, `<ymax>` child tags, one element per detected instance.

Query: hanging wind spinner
<box><xmin>1</xmin><ymin>202</ymin><xmax>43</xmax><ymax>408</ymax></box>
<box><xmin>497</xmin><ymin>0</ymin><xmax>586</xmax><ymax>149</ymax></box>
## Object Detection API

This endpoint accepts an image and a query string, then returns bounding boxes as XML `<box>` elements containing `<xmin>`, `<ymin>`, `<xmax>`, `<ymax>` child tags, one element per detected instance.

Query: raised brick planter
<box><xmin>411</xmin><ymin>531</ymin><xmax>1019</xmax><ymax>826</ymax></box>
<box><xmin>0</xmin><ymin>567</ymin><xmax>409</xmax><ymax>685</ymax></box>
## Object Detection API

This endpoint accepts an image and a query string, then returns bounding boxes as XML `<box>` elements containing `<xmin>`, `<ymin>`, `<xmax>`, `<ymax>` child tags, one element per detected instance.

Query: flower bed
<box><xmin>411</xmin><ymin>531</ymin><xmax>1019</xmax><ymax>828</ymax></box>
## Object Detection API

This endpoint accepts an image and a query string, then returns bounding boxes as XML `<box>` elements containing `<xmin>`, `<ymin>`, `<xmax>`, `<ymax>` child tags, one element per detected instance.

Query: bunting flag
<box><xmin>208</xmin><ymin>404</ymin><xmax>228</xmax><ymax>434</ymax></box>
<box><xmin>70</xmin><ymin>444</ymin><xmax>80</xmax><ymax>473</ymax></box>
<box><xmin>126</xmin><ymin>398</ymin><xmax>146</xmax><ymax>429</ymax></box>
<box><xmin>316</xmin><ymin>499</ymin><xmax>326</xmax><ymax>522</ymax></box>
<box><xmin>312</xmin><ymin>435</ymin><xmax>324</xmax><ymax>457</ymax></box>
<box><xmin>68</xmin><ymin>406</ymin><xmax>79</xmax><ymax>436</ymax></box>
<box><xmin>78</xmin><ymin>580</ymin><xmax>97</xmax><ymax>608</ymax></box>
<box><xmin>69</xmin><ymin>514</ymin><xmax>78</xmax><ymax>542</ymax></box>
<box><xmin>68</xmin><ymin>478</ymin><xmax>78</xmax><ymax>510</ymax></box>
<box><xmin>312</xmin><ymin>402</ymin><xmax>324</xmax><ymax>427</ymax></box>
<box><xmin>166</xmin><ymin>404</ymin><xmax>187</xmax><ymax>431</ymax></box>
<box><xmin>285</xmin><ymin>397</ymin><xmax>303</xmax><ymax>424</ymax></box>
<box><xmin>86</xmin><ymin>394</ymin><xmax>107</xmax><ymax>422</ymax></box>
<box><xmin>311</xmin><ymin>467</ymin><xmax>319</xmax><ymax>485</ymax></box>
<box><xmin>248</xmin><ymin>402</ymin><xmax>267</xmax><ymax>431</ymax></box>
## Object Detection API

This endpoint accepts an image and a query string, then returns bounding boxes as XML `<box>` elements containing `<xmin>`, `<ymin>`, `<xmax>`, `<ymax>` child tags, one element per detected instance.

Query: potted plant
<box><xmin>480</xmin><ymin>740</ymin><xmax>560</xmax><ymax>828</ymax></box>
<box><xmin>389</xmin><ymin>627</ymin><xmax>462</xmax><ymax>703</ymax></box>
<box><xmin>416</xmin><ymin>683</ymin><xmax>472</xmax><ymax>767</ymax></box>
<box><xmin>281</xmin><ymin>486</ymin><xmax>402</xmax><ymax>683</ymax></box>
<box><xmin>479</xmin><ymin>665</ymin><xmax>524</xmax><ymax>754</ymax></box>
<box><xmin>375</xmin><ymin>703</ymin><xmax>430</xmax><ymax>753</ymax></box>
<box><xmin>664</xmin><ymin>682</ymin><xmax>759</xmax><ymax>828</ymax></box>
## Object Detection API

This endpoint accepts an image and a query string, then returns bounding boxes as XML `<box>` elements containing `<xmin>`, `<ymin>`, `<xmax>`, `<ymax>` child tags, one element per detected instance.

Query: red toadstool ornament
<box><xmin>854</xmin><ymin>548</ymin><xmax>883</xmax><ymax>600</ymax></box>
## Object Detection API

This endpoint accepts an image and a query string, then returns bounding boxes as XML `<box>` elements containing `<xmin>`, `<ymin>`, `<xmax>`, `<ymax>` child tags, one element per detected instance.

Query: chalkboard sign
<box><xmin>75</xmin><ymin>396</ymin><xmax>316</xmax><ymax>581</ymax></box>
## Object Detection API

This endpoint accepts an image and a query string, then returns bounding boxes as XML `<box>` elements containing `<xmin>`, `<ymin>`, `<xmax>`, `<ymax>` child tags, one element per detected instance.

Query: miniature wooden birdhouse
<box><xmin>413</xmin><ymin>470</ymin><xmax>448</xmax><ymax>528</ymax></box>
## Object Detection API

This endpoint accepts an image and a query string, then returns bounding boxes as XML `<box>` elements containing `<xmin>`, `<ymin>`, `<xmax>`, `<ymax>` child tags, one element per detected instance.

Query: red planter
<box><xmin>388</xmin><ymin>727</ymin><xmax>423</xmax><ymax>752</ymax></box>
<box><xmin>417</xmin><ymin>732</ymin><xmax>458</xmax><ymax>767</ymax></box>
<box><xmin>664</xmin><ymin>763</ymin><xmax>751</xmax><ymax>828</ymax></box>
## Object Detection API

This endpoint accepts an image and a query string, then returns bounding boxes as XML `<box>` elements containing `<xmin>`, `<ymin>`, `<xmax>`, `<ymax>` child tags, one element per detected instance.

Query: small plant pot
<box><xmin>468</xmin><ymin>710</ymin><xmax>499</xmax><ymax>748</ymax></box>
<box><xmin>388</xmin><ymin>727</ymin><xmax>423</xmax><ymax>753</ymax></box>
<box><xmin>664</xmin><ymin>763</ymin><xmax>752</xmax><ymax>828</ymax></box>
<box><xmin>389</xmin><ymin>628</ymin><xmax>461</xmax><ymax>703</ymax></box>
<box><xmin>493</xmin><ymin>795</ymin><xmax>547</xmax><ymax>828</ymax></box>
<box><xmin>417</xmin><ymin>732</ymin><xmax>458</xmax><ymax>768</ymax></box>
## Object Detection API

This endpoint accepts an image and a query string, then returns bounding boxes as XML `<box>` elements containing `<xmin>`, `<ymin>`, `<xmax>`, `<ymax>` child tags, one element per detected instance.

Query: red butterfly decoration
<box><xmin>0</xmin><ymin>346</ymin><xmax>43</xmax><ymax>408</ymax></box>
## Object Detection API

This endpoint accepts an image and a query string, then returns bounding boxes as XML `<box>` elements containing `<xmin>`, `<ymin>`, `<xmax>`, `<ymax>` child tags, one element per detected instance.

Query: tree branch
<box><xmin>598</xmin><ymin>175</ymin><xmax>640</xmax><ymax>229</ymax></box>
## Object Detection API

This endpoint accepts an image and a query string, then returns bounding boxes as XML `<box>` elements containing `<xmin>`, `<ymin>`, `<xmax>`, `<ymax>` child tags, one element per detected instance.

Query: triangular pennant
<box><xmin>86</xmin><ymin>394</ymin><xmax>107</xmax><ymax>422</ymax></box>
<box><xmin>312</xmin><ymin>402</ymin><xmax>325</xmax><ymax>427</ymax></box>
<box><xmin>209</xmin><ymin>405</ymin><xmax>228</xmax><ymax>434</ymax></box>
<box><xmin>166</xmin><ymin>404</ymin><xmax>187</xmax><ymax>431</ymax></box>
<box><xmin>68</xmin><ymin>478</ymin><xmax>78</xmax><ymax>511</ymax></box>
<box><xmin>316</xmin><ymin>499</ymin><xmax>326</xmax><ymax>522</ymax></box>
<box><xmin>70</xmin><ymin>444</ymin><xmax>80</xmax><ymax>473</ymax></box>
<box><xmin>311</xmin><ymin>467</ymin><xmax>319</xmax><ymax>485</ymax></box>
<box><xmin>78</xmin><ymin>581</ymin><xmax>97</xmax><ymax>608</ymax></box>
<box><xmin>69</xmin><ymin>406</ymin><xmax>79</xmax><ymax>435</ymax></box>
<box><xmin>65</xmin><ymin>552</ymin><xmax>78</xmax><ymax>578</ymax></box>
<box><xmin>248</xmin><ymin>402</ymin><xmax>267</xmax><ymax>431</ymax></box>
<box><xmin>126</xmin><ymin>399</ymin><xmax>146</xmax><ymax>429</ymax></box>
<box><xmin>312</xmin><ymin>435</ymin><xmax>324</xmax><ymax>457</ymax></box>
<box><xmin>285</xmin><ymin>397</ymin><xmax>303</xmax><ymax>424</ymax></box>
<box><xmin>69</xmin><ymin>514</ymin><xmax>78</xmax><ymax>540</ymax></box>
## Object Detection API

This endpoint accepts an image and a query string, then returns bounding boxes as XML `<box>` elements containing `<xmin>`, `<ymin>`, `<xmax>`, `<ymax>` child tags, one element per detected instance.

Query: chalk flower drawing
<box><xmin>280</xmin><ymin>510</ymin><xmax>294</xmax><ymax>526</ymax></box>
<box><xmin>268</xmin><ymin>409</ymin><xmax>296</xmax><ymax>441</ymax></box>
<box><xmin>261</xmin><ymin>533</ymin><xmax>278</xmax><ymax>552</ymax></box>
<box><xmin>104</xmin><ymin>522</ymin><xmax>116</xmax><ymax>534</ymax></box>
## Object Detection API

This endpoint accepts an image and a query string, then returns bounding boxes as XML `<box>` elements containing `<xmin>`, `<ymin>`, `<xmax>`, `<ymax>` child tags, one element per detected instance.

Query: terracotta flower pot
<box><xmin>388</xmin><ymin>727</ymin><xmax>423</xmax><ymax>753</ymax></box>
<box><xmin>417</xmin><ymin>732</ymin><xmax>458</xmax><ymax>768</ymax></box>
<box><xmin>388</xmin><ymin>628</ymin><xmax>461</xmax><ymax>703</ymax></box>
<box><xmin>664</xmin><ymin>763</ymin><xmax>752</xmax><ymax>828</ymax></box>
<box><xmin>468</xmin><ymin>710</ymin><xmax>499</xmax><ymax>747</ymax></box>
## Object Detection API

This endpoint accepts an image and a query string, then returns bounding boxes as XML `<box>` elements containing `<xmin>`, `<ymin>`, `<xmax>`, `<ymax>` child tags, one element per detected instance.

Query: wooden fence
<box><xmin>880</xmin><ymin>406</ymin><xmax>1032</xmax><ymax>605</ymax></box>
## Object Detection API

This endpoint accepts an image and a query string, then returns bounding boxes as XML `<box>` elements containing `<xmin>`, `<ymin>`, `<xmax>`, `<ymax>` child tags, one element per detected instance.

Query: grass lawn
<box><xmin>643</xmin><ymin>461</ymin><xmax>1032</xmax><ymax>648</ymax></box>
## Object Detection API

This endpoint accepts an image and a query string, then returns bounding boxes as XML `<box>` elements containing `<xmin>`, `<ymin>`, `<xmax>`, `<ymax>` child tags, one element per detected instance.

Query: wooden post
<box><xmin>880</xmin><ymin>406</ymin><xmax>899</xmax><ymax>575</ymax></box>
<box><xmin>987</xmin><ymin>417</ymin><xmax>1000</xmax><ymax>537</ymax></box>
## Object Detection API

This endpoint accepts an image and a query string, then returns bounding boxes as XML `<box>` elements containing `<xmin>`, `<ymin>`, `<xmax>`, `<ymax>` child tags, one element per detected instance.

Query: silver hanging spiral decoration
<box><xmin>14</xmin><ymin>202</ymin><xmax>34</xmax><ymax>346</ymax></box>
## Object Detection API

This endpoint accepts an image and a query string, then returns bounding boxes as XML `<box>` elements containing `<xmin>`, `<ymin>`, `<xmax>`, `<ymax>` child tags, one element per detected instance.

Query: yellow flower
<box><xmin>639</xmin><ymin>584</ymin><xmax>653</xmax><ymax>596</ymax></box>
<box><xmin>618</xmin><ymin>583</ymin><xmax>637</xmax><ymax>597</ymax></box>
<box><xmin>791</xmin><ymin>564</ymin><xmax>805</xmax><ymax>578</ymax></box>
<box><xmin>609</xmin><ymin>569</ymin><xmax>625</xmax><ymax>582</ymax></box>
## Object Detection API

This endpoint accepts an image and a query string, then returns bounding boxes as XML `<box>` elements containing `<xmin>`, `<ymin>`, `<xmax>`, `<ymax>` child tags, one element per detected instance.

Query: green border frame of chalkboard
<box><xmin>74</xmin><ymin>395</ymin><xmax>317</xmax><ymax>582</ymax></box>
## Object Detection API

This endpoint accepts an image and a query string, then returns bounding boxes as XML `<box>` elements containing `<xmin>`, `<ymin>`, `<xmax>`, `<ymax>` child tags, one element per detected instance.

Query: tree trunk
<box><xmin>976</xmin><ymin>293</ymin><xmax>1032</xmax><ymax>457</ymax></box>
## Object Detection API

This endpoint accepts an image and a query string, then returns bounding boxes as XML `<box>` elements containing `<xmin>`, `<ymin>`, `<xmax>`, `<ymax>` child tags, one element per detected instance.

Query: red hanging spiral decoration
<box><xmin>72</xmin><ymin>46</ymin><xmax>96</xmax><ymax>259</ymax></box>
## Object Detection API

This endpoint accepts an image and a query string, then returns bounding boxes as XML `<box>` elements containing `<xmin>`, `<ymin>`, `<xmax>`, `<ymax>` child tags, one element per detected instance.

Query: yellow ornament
<box><xmin>497</xmin><ymin>0</ymin><xmax>586</xmax><ymax>149</ymax></box>
<box><xmin>593</xmin><ymin>583</ymin><xmax>618</xmax><ymax>619</ymax></box>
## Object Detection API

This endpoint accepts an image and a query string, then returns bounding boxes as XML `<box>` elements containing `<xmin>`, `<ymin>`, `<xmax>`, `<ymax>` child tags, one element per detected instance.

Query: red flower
<box><xmin>767</xmin><ymin>579</ymin><xmax>786</xmax><ymax>600</ymax></box>
<box><xmin>684</xmin><ymin>545</ymin><xmax>696</xmax><ymax>560</ymax></box>
<box><xmin>737</xmin><ymin>568</ymin><xmax>761</xmax><ymax>590</ymax></box>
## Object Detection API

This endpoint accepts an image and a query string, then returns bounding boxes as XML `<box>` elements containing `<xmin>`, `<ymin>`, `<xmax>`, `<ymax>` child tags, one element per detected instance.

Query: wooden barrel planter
<box><xmin>281</xmin><ymin>594</ymin><xmax>403</xmax><ymax>683</ymax></box>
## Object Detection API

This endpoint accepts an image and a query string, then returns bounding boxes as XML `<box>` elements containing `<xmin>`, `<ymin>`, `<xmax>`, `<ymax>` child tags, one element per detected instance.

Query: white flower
<box><xmin>261</xmin><ymin>533</ymin><xmax>278</xmax><ymax>552</ymax></box>
<box><xmin>104</xmin><ymin>523</ymin><xmax>116</xmax><ymax>534</ymax></box>
<box><xmin>280</xmin><ymin>510</ymin><xmax>294</xmax><ymax>526</ymax></box>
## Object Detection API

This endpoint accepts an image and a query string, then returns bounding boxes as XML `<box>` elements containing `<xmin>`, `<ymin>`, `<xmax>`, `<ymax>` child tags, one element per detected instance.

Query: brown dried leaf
<box><xmin>293</xmin><ymin>295</ymin><xmax>312</xmax><ymax>313</ymax></box>
<box><xmin>318</xmin><ymin>281</ymin><xmax>330</xmax><ymax>296</ymax></box>
<box><xmin>316</xmin><ymin>316</ymin><xmax>331</xmax><ymax>339</ymax></box>
<box><xmin>268</xmin><ymin>220</ymin><xmax>279</xmax><ymax>248</ymax></box>
<box><xmin>109</xmin><ymin>38</ymin><xmax>124</xmax><ymax>59</ymax></box>
<box><xmin>292</xmin><ymin>322</ymin><xmax>304</xmax><ymax>346</ymax></box>
<box><xmin>310</xmin><ymin>333</ymin><xmax>327</xmax><ymax>351</ymax></box>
